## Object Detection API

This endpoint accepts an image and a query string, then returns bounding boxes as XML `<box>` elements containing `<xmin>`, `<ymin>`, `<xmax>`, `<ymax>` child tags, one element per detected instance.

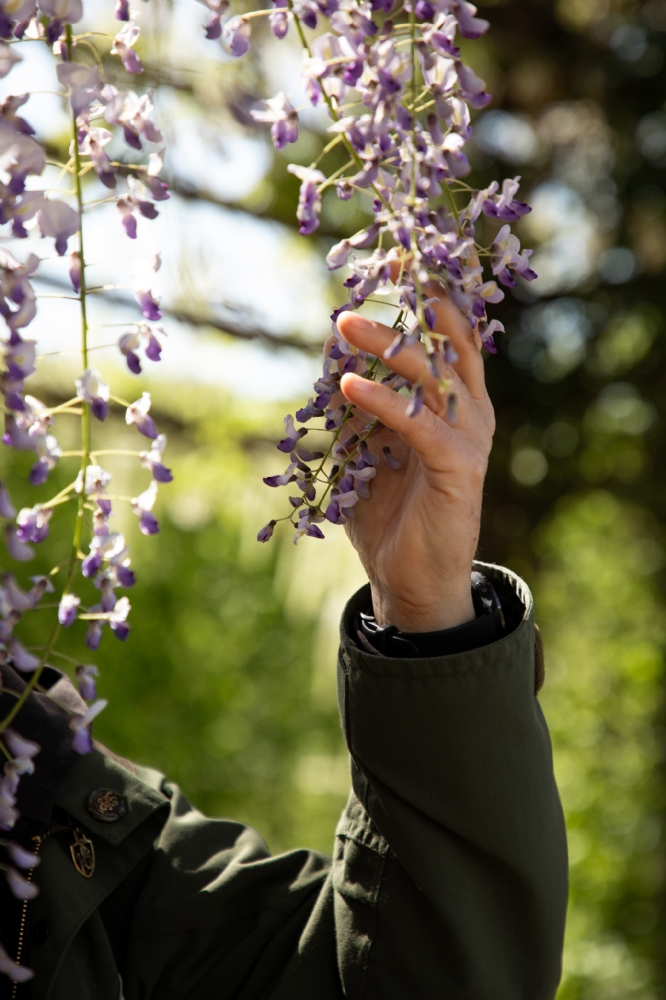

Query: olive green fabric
<box><xmin>28</xmin><ymin>565</ymin><xmax>568</xmax><ymax>1000</ymax></box>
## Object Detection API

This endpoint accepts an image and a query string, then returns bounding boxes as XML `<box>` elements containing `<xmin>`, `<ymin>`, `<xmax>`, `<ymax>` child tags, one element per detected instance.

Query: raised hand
<box><xmin>336</xmin><ymin>285</ymin><xmax>495</xmax><ymax>633</ymax></box>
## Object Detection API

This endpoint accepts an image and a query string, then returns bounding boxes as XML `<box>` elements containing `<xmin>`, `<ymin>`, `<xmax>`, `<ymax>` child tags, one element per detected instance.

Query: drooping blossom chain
<box><xmin>0</xmin><ymin>2</ymin><xmax>172</xmax><ymax>982</ymax></box>
<box><xmin>199</xmin><ymin>0</ymin><xmax>536</xmax><ymax>544</ymax></box>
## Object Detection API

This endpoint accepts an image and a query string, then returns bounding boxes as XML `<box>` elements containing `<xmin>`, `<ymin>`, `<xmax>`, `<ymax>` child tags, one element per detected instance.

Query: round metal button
<box><xmin>86</xmin><ymin>787</ymin><xmax>128</xmax><ymax>823</ymax></box>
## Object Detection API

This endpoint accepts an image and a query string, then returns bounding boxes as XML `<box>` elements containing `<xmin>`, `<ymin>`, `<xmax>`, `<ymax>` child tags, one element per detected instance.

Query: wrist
<box><xmin>370</xmin><ymin>580</ymin><xmax>476</xmax><ymax>633</ymax></box>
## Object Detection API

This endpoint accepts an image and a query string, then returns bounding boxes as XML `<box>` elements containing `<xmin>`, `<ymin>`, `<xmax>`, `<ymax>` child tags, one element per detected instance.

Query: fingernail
<box><xmin>348</xmin><ymin>375</ymin><xmax>374</xmax><ymax>393</ymax></box>
<box><xmin>345</xmin><ymin>314</ymin><xmax>373</xmax><ymax>331</ymax></box>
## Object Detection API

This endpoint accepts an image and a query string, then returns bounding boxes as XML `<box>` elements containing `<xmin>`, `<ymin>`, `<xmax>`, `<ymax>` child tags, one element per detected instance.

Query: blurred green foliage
<box><xmin>537</xmin><ymin>492</ymin><xmax>665</xmax><ymax>999</ymax></box>
<box><xmin>0</xmin><ymin>386</ymin><xmax>355</xmax><ymax>856</ymax></box>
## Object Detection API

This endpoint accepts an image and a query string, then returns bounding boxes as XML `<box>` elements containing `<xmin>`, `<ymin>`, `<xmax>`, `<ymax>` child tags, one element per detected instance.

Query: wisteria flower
<box><xmin>131</xmin><ymin>251</ymin><xmax>161</xmax><ymax>318</ymax></box>
<box><xmin>5</xmin><ymin>866</ymin><xmax>38</xmax><ymax>899</ymax></box>
<box><xmin>118</xmin><ymin>323</ymin><xmax>163</xmax><ymax>373</ymax></box>
<box><xmin>0</xmin><ymin>133</ymin><xmax>45</xmax><ymax>194</ymax></box>
<box><xmin>37</xmin><ymin>198</ymin><xmax>79</xmax><ymax>255</ymax></box>
<box><xmin>0</xmin><ymin>482</ymin><xmax>15</xmax><ymax>519</ymax></box>
<box><xmin>287</xmin><ymin>165</ymin><xmax>324</xmax><ymax>236</ymax></box>
<box><xmin>257</xmin><ymin>520</ymin><xmax>276</xmax><ymax>542</ymax></box>
<box><xmin>126</xmin><ymin>392</ymin><xmax>157</xmax><ymax>439</ymax></box>
<box><xmin>490</xmin><ymin>224</ymin><xmax>537</xmax><ymax>286</ymax></box>
<box><xmin>29</xmin><ymin>433</ymin><xmax>61</xmax><ymax>486</ymax></box>
<box><xmin>75</xmin><ymin>368</ymin><xmax>110</xmax><ymax>421</ymax></box>
<box><xmin>145</xmin><ymin>151</ymin><xmax>169</xmax><ymax>201</ymax></box>
<box><xmin>5</xmin><ymin>841</ymin><xmax>40</xmax><ymax>869</ymax></box>
<box><xmin>0</xmin><ymin>1</ymin><xmax>35</xmax><ymax>39</ymax></box>
<box><xmin>8</xmin><ymin>637</ymin><xmax>40</xmax><ymax>672</ymax></box>
<box><xmin>75</xmin><ymin>663</ymin><xmax>98</xmax><ymax>700</ymax></box>
<box><xmin>4</xmin><ymin>729</ymin><xmax>39</xmax><ymax>766</ymax></box>
<box><xmin>57</xmin><ymin>63</ymin><xmax>102</xmax><ymax>116</ymax></box>
<box><xmin>251</xmin><ymin>92</ymin><xmax>298</xmax><ymax>150</ymax></box>
<box><xmin>70</xmin><ymin>698</ymin><xmax>107</xmax><ymax>754</ymax></box>
<box><xmin>222</xmin><ymin>15</ymin><xmax>250</xmax><ymax>56</ymax></box>
<box><xmin>75</xmin><ymin>464</ymin><xmax>112</xmax><ymax>498</ymax></box>
<box><xmin>38</xmin><ymin>0</ymin><xmax>82</xmax><ymax>22</ymax></box>
<box><xmin>277</xmin><ymin>414</ymin><xmax>306</xmax><ymax>453</ymax></box>
<box><xmin>131</xmin><ymin>479</ymin><xmax>159</xmax><ymax>534</ymax></box>
<box><xmin>0</xmin><ymin>41</ymin><xmax>22</xmax><ymax>78</ymax></box>
<box><xmin>111</xmin><ymin>21</ymin><xmax>142</xmax><ymax>74</ymax></box>
<box><xmin>79</xmin><ymin>126</ymin><xmax>114</xmax><ymax>187</ymax></box>
<box><xmin>139</xmin><ymin>434</ymin><xmax>172</xmax><ymax>482</ymax></box>
<box><xmin>58</xmin><ymin>592</ymin><xmax>80</xmax><ymax>627</ymax></box>
<box><xmin>0</xmin><ymin>942</ymin><xmax>32</xmax><ymax>982</ymax></box>
<box><xmin>16</xmin><ymin>503</ymin><xmax>51</xmax><ymax>544</ymax></box>
<box><xmin>5</xmin><ymin>524</ymin><xmax>33</xmax><ymax>561</ymax></box>
<box><xmin>82</xmin><ymin>531</ymin><xmax>132</xmax><ymax>581</ymax></box>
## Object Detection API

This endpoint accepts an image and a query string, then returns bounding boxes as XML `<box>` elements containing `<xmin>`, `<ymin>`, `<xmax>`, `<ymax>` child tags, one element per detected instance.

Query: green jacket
<box><xmin>25</xmin><ymin>565</ymin><xmax>568</xmax><ymax>999</ymax></box>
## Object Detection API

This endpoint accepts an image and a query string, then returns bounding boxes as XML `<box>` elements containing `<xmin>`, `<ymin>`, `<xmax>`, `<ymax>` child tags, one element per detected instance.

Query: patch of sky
<box><xmin>1</xmin><ymin>18</ymin><xmax>327</xmax><ymax>402</ymax></box>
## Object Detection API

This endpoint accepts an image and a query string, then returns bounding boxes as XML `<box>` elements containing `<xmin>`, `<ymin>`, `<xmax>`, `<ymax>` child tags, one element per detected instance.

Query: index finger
<box><xmin>388</xmin><ymin>262</ymin><xmax>488</xmax><ymax>402</ymax></box>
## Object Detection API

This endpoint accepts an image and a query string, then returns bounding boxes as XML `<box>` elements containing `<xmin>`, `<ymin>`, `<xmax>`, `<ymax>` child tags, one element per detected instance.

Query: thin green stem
<box><xmin>90</xmin><ymin>449</ymin><xmax>140</xmax><ymax>458</ymax></box>
<box><xmin>0</xmin><ymin>29</ymin><xmax>92</xmax><ymax>734</ymax></box>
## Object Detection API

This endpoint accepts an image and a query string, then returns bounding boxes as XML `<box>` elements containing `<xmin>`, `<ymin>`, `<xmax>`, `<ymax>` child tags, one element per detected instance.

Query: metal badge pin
<box><xmin>70</xmin><ymin>828</ymin><xmax>95</xmax><ymax>878</ymax></box>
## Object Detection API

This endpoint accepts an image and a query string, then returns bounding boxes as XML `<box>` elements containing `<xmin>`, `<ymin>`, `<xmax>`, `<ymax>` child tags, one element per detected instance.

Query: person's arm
<box><xmin>326</xmin><ymin>567</ymin><xmax>567</xmax><ymax>1000</ymax></box>
<box><xmin>1</xmin><ymin>282</ymin><xmax>567</xmax><ymax>999</ymax></box>
<box><xmin>274</xmin><ymin>290</ymin><xmax>568</xmax><ymax>998</ymax></box>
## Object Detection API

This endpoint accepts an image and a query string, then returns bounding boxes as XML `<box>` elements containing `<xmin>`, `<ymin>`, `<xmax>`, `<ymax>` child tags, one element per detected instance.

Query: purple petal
<box><xmin>144</xmin><ymin>332</ymin><xmax>162</xmax><ymax>361</ymax></box>
<box><xmin>257</xmin><ymin>520</ymin><xmax>276</xmax><ymax>543</ymax></box>
<box><xmin>325</xmin><ymin>500</ymin><xmax>341</xmax><ymax>523</ymax></box>
<box><xmin>139</xmin><ymin>511</ymin><xmax>159</xmax><ymax>535</ymax></box>
<box><xmin>406</xmin><ymin>384</ymin><xmax>424</xmax><ymax>418</ymax></box>
<box><xmin>91</xmin><ymin>398</ymin><xmax>108</xmax><ymax>421</ymax></box>
<box><xmin>0</xmin><ymin>482</ymin><xmax>16</xmax><ymax>519</ymax></box>
<box><xmin>85</xmin><ymin>621</ymin><xmax>102</xmax><ymax>650</ymax></box>
<box><xmin>6</xmin><ymin>842</ymin><xmax>39</xmax><ymax>869</ymax></box>
<box><xmin>110</xmin><ymin>620</ymin><xmax>130</xmax><ymax>641</ymax></box>
<box><xmin>71</xmin><ymin>726</ymin><xmax>93</xmax><ymax>754</ymax></box>
<box><xmin>382</xmin><ymin>446</ymin><xmax>402</xmax><ymax>470</ymax></box>
<box><xmin>5</xmin><ymin>867</ymin><xmax>38</xmax><ymax>900</ymax></box>
<box><xmin>82</xmin><ymin>552</ymin><xmax>102</xmax><ymax>578</ymax></box>
<box><xmin>125</xmin><ymin>350</ymin><xmax>142</xmax><ymax>374</ymax></box>
<box><xmin>122</xmin><ymin>213</ymin><xmax>138</xmax><ymax>238</ymax></box>
<box><xmin>133</xmin><ymin>415</ymin><xmax>158</xmax><ymax>439</ymax></box>
<box><xmin>116</xmin><ymin>566</ymin><xmax>136</xmax><ymax>587</ymax></box>
<box><xmin>151</xmin><ymin>462</ymin><xmax>173</xmax><ymax>483</ymax></box>
<box><xmin>76</xmin><ymin>664</ymin><xmax>98</xmax><ymax>701</ymax></box>
<box><xmin>6</xmin><ymin>525</ymin><xmax>34</xmax><ymax>562</ymax></box>
<box><xmin>121</xmin><ymin>48</ymin><xmax>143</xmax><ymax>74</ymax></box>
<box><xmin>205</xmin><ymin>13</ymin><xmax>221</xmax><ymax>37</ymax></box>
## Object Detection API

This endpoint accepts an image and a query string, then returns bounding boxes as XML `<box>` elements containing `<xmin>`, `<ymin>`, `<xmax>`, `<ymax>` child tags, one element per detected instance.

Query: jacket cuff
<box><xmin>339</xmin><ymin>562</ymin><xmax>542</xmax><ymax>713</ymax></box>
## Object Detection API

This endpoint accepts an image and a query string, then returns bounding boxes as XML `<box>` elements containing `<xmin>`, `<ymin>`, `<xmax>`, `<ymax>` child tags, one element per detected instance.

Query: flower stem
<box><xmin>0</xmin><ymin>29</ymin><xmax>92</xmax><ymax>735</ymax></box>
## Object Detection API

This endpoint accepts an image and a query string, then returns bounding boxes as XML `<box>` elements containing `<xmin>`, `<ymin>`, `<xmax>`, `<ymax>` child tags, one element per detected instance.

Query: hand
<box><xmin>336</xmin><ymin>284</ymin><xmax>495</xmax><ymax>633</ymax></box>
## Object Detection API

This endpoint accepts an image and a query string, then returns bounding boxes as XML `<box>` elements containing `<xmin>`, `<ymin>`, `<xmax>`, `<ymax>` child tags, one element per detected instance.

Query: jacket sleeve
<box><xmin>39</xmin><ymin>565</ymin><xmax>566</xmax><ymax>1000</ymax></box>
<box><xmin>317</xmin><ymin>562</ymin><xmax>568</xmax><ymax>1000</ymax></box>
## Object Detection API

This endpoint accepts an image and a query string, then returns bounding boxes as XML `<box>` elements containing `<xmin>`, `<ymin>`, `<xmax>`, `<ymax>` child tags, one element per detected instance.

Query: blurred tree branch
<box><xmin>36</xmin><ymin>275</ymin><xmax>322</xmax><ymax>354</ymax></box>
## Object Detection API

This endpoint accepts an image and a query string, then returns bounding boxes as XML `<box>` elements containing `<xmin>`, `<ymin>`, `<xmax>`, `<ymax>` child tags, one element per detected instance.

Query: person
<box><xmin>0</xmin><ymin>284</ymin><xmax>568</xmax><ymax>999</ymax></box>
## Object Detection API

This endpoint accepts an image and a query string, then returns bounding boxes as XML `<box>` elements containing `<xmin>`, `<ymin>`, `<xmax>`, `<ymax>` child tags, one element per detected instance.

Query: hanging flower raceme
<box><xmin>200</xmin><ymin>0</ymin><xmax>535</xmax><ymax>543</ymax></box>
<box><xmin>0</xmin><ymin>2</ymin><xmax>174</xmax><ymax>981</ymax></box>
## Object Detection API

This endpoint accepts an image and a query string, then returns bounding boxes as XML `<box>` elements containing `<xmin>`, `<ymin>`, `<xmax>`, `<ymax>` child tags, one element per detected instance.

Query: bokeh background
<box><xmin>3</xmin><ymin>0</ymin><xmax>666</xmax><ymax>995</ymax></box>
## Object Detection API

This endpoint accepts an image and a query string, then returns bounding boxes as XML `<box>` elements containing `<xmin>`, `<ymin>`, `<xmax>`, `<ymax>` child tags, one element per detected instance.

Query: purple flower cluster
<box><xmin>0</xmin><ymin>0</ymin><xmax>173</xmax><ymax>966</ymax></box>
<box><xmin>202</xmin><ymin>0</ymin><xmax>535</xmax><ymax>543</ymax></box>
